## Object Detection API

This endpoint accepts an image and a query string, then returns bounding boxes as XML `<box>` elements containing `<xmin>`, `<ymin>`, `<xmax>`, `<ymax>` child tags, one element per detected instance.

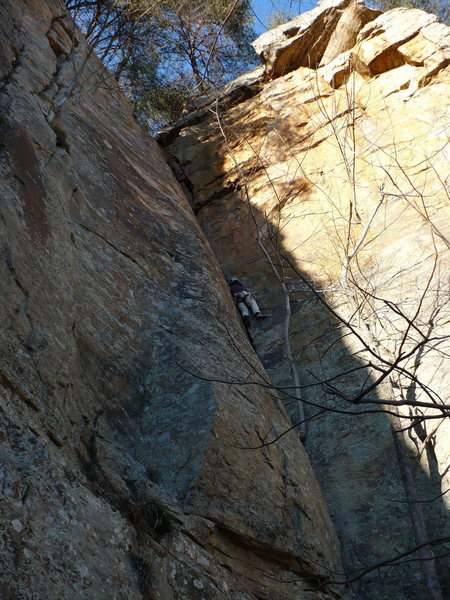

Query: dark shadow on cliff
<box><xmin>169</xmin><ymin>150</ymin><xmax>450</xmax><ymax>598</ymax></box>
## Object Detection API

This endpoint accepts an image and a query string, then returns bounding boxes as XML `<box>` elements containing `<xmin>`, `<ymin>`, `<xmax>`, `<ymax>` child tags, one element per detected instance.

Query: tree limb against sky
<box><xmin>66</xmin><ymin>0</ymin><xmax>449</xmax><ymax>130</ymax></box>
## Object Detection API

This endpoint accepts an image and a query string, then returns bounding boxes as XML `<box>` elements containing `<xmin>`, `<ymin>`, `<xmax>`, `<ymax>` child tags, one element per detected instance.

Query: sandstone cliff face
<box><xmin>161</xmin><ymin>1</ymin><xmax>450</xmax><ymax>599</ymax></box>
<box><xmin>0</xmin><ymin>1</ymin><xmax>343</xmax><ymax>599</ymax></box>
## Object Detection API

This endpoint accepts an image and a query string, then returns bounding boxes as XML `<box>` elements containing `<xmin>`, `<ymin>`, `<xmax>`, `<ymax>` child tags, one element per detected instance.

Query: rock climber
<box><xmin>228</xmin><ymin>277</ymin><xmax>267</xmax><ymax>328</ymax></box>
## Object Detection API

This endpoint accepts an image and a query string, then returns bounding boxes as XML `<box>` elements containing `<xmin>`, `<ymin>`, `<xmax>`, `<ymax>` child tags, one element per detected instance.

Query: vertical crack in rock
<box><xmin>161</xmin><ymin>3</ymin><xmax>450</xmax><ymax>600</ymax></box>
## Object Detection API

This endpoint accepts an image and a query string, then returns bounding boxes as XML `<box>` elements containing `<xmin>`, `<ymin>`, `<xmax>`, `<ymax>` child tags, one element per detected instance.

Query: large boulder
<box><xmin>252</xmin><ymin>0</ymin><xmax>380</xmax><ymax>78</ymax></box>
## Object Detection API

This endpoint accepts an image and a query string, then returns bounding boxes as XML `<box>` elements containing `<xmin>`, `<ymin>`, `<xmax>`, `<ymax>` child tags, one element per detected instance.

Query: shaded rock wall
<box><xmin>161</xmin><ymin>2</ymin><xmax>450</xmax><ymax>599</ymax></box>
<box><xmin>0</xmin><ymin>1</ymin><xmax>343</xmax><ymax>599</ymax></box>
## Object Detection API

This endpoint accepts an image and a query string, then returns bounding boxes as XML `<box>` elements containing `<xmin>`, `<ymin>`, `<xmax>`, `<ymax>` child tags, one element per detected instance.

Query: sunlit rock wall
<box><xmin>0</xmin><ymin>1</ymin><xmax>344</xmax><ymax>598</ymax></box>
<box><xmin>161</xmin><ymin>1</ymin><xmax>450</xmax><ymax>598</ymax></box>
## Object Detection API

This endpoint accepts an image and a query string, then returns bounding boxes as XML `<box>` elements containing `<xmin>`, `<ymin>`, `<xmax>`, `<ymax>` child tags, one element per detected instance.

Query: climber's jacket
<box><xmin>230</xmin><ymin>280</ymin><xmax>253</xmax><ymax>302</ymax></box>
<box><xmin>229</xmin><ymin>279</ymin><xmax>247</xmax><ymax>296</ymax></box>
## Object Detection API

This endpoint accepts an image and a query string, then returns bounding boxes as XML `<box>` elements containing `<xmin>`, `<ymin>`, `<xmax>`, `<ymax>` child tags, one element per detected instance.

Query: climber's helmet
<box><xmin>229</xmin><ymin>277</ymin><xmax>239</xmax><ymax>285</ymax></box>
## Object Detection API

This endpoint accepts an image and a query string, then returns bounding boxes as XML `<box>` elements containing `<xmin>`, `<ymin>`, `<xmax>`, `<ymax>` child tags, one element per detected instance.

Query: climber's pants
<box><xmin>235</xmin><ymin>291</ymin><xmax>260</xmax><ymax>317</ymax></box>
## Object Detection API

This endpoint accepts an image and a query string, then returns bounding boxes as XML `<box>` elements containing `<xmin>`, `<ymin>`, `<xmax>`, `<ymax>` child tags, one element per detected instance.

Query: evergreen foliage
<box><xmin>267</xmin><ymin>9</ymin><xmax>295</xmax><ymax>29</ymax></box>
<box><xmin>370</xmin><ymin>0</ymin><xmax>449</xmax><ymax>23</ymax></box>
<box><xmin>67</xmin><ymin>0</ymin><xmax>449</xmax><ymax>130</ymax></box>
<box><xmin>66</xmin><ymin>0</ymin><xmax>257</xmax><ymax>130</ymax></box>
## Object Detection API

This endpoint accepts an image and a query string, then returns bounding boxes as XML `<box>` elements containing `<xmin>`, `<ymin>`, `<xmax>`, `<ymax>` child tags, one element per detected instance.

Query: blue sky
<box><xmin>251</xmin><ymin>0</ymin><xmax>319</xmax><ymax>33</ymax></box>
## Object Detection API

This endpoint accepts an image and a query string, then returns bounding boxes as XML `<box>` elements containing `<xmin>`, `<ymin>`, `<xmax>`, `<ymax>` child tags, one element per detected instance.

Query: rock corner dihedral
<box><xmin>160</xmin><ymin>2</ymin><xmax>450</xmax><ymax>599</ymax></box>
<box><xmin>1</xmin><ymin>0</ymin><xmax>449</xmax><ymax>598</ymax></box>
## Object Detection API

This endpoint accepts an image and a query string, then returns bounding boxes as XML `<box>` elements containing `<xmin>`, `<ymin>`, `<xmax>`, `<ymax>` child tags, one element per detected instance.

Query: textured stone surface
<box><xmin>320</xmin><ymin>1</ymin><xmax>381</xmax><ymax>65</ymax></box>
<box><xmin>162</xmin><ymin>3</ymin><xmax>450</xmax><ymax>599</ymax></box>
<box><xmin>251</xmin><ymin>0</ymin><xmax>354</xmax><ymax>77</ymax></box>
<box><xmin>0</xmin><ymin>1</ymin><xmax>343</xmax><ymax>599</ymax></box>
